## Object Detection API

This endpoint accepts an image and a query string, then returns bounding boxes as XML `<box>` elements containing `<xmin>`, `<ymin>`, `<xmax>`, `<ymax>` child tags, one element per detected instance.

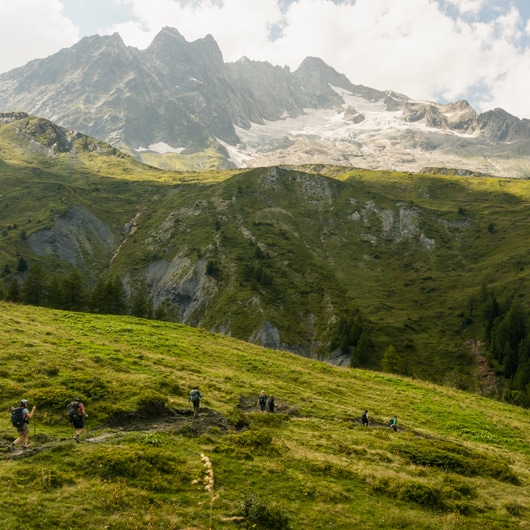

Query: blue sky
<box><xmin>1</xmin><ymin>0</ymin><xmax>530</xmax><ymax>118</ymax></box>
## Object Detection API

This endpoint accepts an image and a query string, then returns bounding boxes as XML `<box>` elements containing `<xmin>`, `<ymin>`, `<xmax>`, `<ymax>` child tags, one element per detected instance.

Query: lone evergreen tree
<box><xmin>6</xmin><ymin>278</ymin><xmax>20</xmax><ymax>303</ymax></box>
<box><xmin>16</xmin><ymin>256</ymin><xmax>28</xmax><ymax>272</ymax></box>
<box><xmin>381</xmin><ymin>345</ymin><xmax>404</xmax><ymax>374</ymax></box>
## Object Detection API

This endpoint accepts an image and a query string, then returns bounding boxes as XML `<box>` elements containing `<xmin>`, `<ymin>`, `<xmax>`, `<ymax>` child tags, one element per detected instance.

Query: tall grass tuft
<box><xmin>192</xmin><ymin>453</ymin><xmax>218</xmax><ymax>530</ymax></box>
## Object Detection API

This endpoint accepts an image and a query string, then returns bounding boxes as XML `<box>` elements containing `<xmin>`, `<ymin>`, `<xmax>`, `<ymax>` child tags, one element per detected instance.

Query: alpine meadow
<box><xmin>2</xmin><ymin>110</ymin><xmax>530</xmax><ymax>529</ymax></box>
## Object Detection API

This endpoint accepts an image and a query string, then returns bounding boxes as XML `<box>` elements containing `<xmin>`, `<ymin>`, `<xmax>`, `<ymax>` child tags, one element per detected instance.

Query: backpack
<box><xmin>189</xmin><ymin>390</ymin><xmax>200</xmax><ymax>404</ymax></box>
<box><xmin>259</xmin><ymin>394</ymin><xmax>267</xmax><ymax>405</ymax></box>
<box><xmin>11</xmin><ymin>407</ymin><xmax>26</xmax><ymax>428</ymax></box>
<box><xmin>67</xmin><ymin>401</ymin><xmax>80</xmax><ymax>420</ymax></box>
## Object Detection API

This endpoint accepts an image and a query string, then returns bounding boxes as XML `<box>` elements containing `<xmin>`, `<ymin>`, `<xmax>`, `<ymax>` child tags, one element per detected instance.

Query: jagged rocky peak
<box><xmin>443</xmin><ymin>100</ymin><xmax>478</xmax><ymax>132</ymax></box>
<box><xmin>403</xmin><ymin>102</ymin><xmax>450</xmax><ymax>128</ymax></box>
<box><xmin>144</xmin><ymin>27</ymin><xmax>226</xmax><ymax>82</ymax></box>
<box><xmin>292</xmin><ymin>57</ymin><xmax>350</xmax><ymax>107</ymax></box>
<box><xmin>146</xmin><ymin>26</ymin><xmax>222</xmax><ymax>60</ymax></box>
<box><xmin>401</xmin><ymin>99</ymin><xmax>480</xmax><ymax>133</ymax></box>
<box><xmin>478</xmin><ymin>107</ymin><xmax>530</xmax><ymax>141</ymax></box>
<box><xmin>294</xmin><ymin>56</ymin><xmax>354</xmax><ymax>90</ymax></box>
<box><xmin>73</xmin><ymin>32</ymin><xmax>129</xmax><ymax>58</ymax></box>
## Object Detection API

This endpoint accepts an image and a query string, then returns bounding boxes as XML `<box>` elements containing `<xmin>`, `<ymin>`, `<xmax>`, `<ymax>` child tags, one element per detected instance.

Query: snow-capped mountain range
<box><xmin>0</xmin><ymin>27</ymin><xmax>529</xmax><ymax>177</ymax></box>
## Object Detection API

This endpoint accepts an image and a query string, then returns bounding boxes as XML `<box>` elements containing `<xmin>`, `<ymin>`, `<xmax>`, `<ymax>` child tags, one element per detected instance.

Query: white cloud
<box><xmin>103</xmin><ymin>0</ymin><xmax>530</xmax><ymax>117</ymax></box>
<box><xmin>1</xmin><ymin>0</ymin><xmax>530</xmax><ymax>118</ymax></box>
<box><xmin>0</xmin><ymin>0</ymin><xmax>79</xmax><ymax>72</ymax></box>
<box><xmin>109</xmin><ymin>0</ymin><xmax>283</xmax><ymax>59</ymax></box>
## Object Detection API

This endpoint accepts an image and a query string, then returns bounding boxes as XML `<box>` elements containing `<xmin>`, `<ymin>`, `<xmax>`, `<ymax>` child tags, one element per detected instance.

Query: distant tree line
<box><xmin>475</xmin><ymin>285</ymin><xmax>530</xmax><ymax>407</ymax></box>
<box><xmin>0</xmin><ymin>261</ymin><xmax>176</xmax><ymax>322</ymax></box>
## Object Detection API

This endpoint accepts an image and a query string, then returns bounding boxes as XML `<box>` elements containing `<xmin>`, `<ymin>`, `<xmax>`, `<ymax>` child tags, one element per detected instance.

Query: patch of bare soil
<box><xmin>110</xmin><ymin>406</ymin><xmax>233</xmax><ymax>437</ymax></box>
<box><xmin>2</xmin><ymin>405</ymin><xmax>232</xmax><ymax>460</ymax></box>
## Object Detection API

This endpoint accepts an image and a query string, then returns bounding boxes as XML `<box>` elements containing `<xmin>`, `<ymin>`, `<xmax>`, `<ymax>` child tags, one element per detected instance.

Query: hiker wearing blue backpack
<box><xmin>188</xmin><ymin>387</ymin><xmax>203</xmax><ymax>418</ymax></box>
<box><xmin>8</xmin><ymin>399</ymin><xmax>36</xmax><ymax>453</ymax></box>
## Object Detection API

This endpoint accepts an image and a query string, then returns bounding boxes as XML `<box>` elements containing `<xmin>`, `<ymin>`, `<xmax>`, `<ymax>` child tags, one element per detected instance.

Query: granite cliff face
<box><xmin>1</xmin><ymin>27</ymin><xmax>529</xmax><ymax>177</ymax></box>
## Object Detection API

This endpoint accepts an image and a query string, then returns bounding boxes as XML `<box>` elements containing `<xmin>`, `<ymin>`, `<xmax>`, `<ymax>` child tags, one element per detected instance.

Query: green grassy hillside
<box><xmin>3</xmin><ymin>114</ymin><xmax>530</xmax><ymax>387</ymax></box>
<box><xmin>0</xmin><ymin>301</ymin><xmax>529</xmax><ymax>529</ymax></box>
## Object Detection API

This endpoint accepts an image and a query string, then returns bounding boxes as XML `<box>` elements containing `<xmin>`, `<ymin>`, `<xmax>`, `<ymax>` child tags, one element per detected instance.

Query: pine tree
<box><xmin>131</xmin><ymin>284</ymin><xmax>153</xmax><ymax>319</ymax></box>
<box><xmin>350</xmin><ymin>332</ymin><xmax>372</xmax><ymax>367</ymax></box>
<box><xmin>16</xmin><ymin>256</ymin><xmax>28</xmax><ymax>272</ymax></box>
<box><xmin>21</xmin><ymin>264</ymin><xmax>47</xmax><ymax>306</ymax></box>
<box><xmin>59</xmin><ymin>270</ymin><xmax>86</xmax><ymax>311</ymax></box>
<box><xmin>6</xmin><ymin>278</ymin><xmax>20</xmax><ymax>302</ymax></box>
<box><xmin>381</xmin><ymin>345</ymin><xmax>404</xmax><ymax>374</ymax></box>
<box><xmin>90</xmin><ymin>277</ymin><xmax>127</xmax><ymax>315</ymax></box>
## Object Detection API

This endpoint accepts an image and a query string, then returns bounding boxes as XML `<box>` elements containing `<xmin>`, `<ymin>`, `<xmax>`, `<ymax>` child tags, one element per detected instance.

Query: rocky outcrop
<box><xmin>27</xmin><ymin>205</ymin><xmax>116</xmax><ymax>269</ymax></box>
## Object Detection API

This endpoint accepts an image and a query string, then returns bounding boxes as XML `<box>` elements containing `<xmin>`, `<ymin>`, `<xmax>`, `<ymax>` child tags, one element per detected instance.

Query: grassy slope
<box><xmin>0</xmin><ymin>302</ymin><xmax>529</xmax><ymax>529</ymax></box>
<box><xmin>4</xmin><ymin>116</ymin><xmax>530</xmax><ymax>385</ymax></box>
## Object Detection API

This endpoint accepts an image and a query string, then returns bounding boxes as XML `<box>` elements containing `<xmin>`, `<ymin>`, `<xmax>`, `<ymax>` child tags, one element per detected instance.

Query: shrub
<box><xmin>372</xmin><ymin>477</ymin><xmax>446</xmax><ymax>510</ymax></box>
<box><xmin>212</xmin><ymin>443</ymin><xmax>254</xmax><ymax>460</ymax></box>
<box><xmin>28</xmin><ymin>387</ymin><xmax>77</xmax><ymax>423</ymax></box>
<box><xmin>143</xmin><ymin>433</ymin><xmax>163</xmax><ymax>446</ymax></box>
<box><xmin>391</xmin><ymin>443</ymin><xmax>471</xmax><ymax>475</ymax></box>
<box><xmin>249</xmin><ymin>413</ymin><xmax>290</xmax><ymax>427</ymax></box>
<box><xmin>135</xmin><ymin>392</ymin><xmax>168</xmax><ymax>416</ymax></box>
<box><xmin>390</xmin><ymin>439</ymin><xmax>520</xmax><ymax>484</ymax></box>
<box><xmin>238</xmin><ymin>493</ymin><xmax>291</xmax><ymax>530</ymax></box>
<box><xmin>228</xmin><ymin>430</ymin><xmax>272</xmax><ymax>449</ymax></box>
<box><xmin>226</xmin><ymin>407</ymin><xmax>249</xmax><ymax>430</ymax></box>
<box><xmin>12</xmin><ymin>466</ymin><xmax>75</xmax><ymax>490</ymax></box>
<box><xmin>83</xmin><ymin>446</ymin><xmax>184</xmax><ymax>482</ymax></box>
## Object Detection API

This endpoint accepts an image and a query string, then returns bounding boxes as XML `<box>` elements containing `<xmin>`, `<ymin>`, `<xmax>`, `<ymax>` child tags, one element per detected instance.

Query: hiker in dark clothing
<box><xmin>361</xmin><ymin>410</ymin><xmax>369</xmax><ymax>426</ymax></box>
<box><xmin>389</xmin><ymin>415</ymin><xmax>398</xmax><ymax>431</ymax></box>
<box><xmin>257</xmin><ymin>390</ymin><xmax>267</xmax><ymax>412</ymax></box>
<box><xmin>69</xmin><ymin>399</ymin><xmax>88</xmax><ymax>443</ymax></box>
<box><xmin>188</xmin><ymin>387</ymin><xmax>203</xmax><ymax>418</ymax></box>
<box><xmin>267</xmin><ymin>395</ymin><xmax>275</xmax><ymax>413</ymax></box>
<box><xmin>9</xmin><ymin>399</ymin><xmax>36</xmax><ymax>453</ymax></box>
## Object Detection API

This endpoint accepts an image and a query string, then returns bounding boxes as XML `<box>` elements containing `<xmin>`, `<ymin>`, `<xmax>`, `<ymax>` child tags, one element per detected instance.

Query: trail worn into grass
<box><xmin>2</xmin><ymin>406</ymin><xmax>232</xmax><ymax>460</ymax></box>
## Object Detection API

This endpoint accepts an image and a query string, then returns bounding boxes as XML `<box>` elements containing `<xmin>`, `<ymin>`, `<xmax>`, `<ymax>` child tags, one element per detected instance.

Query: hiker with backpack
<box><xmin>257</xmin><ymin>390</ymin><xmax>267</xmax><ymax>412</ymax></box>
<box><xmin>67</xmin><ymin>398</ymin><xmax>88</xmax><ymax>443</ymax></box>
<box><xmin>388</xmin><ymin>415</ymin><xmax>398</xmax><ymax>431</ymax></box>
<box><xmin>361</xmin><ymin>410</ymin><xmax>369</xmax><ymax>426</ymax></box>
<box><xmin>267</xmin><ymin>395</ymin><xmax>275</xmax><ymax>413</ymax></box>
<box><xmin>188</xmin><ymin>387</ymin><xmax>203</xmax><ymax>418</ymax></box>
<box><xmin>8</xmin><ymin>399</ymin><xmax>36</xmax><ymax>453</ymax></box>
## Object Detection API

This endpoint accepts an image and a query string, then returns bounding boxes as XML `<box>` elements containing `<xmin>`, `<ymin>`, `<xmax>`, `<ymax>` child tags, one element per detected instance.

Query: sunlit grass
<box><xmin>0</xmin><ymin>302</ymin><xmax>529</xmax><ymax>528</ymax></box>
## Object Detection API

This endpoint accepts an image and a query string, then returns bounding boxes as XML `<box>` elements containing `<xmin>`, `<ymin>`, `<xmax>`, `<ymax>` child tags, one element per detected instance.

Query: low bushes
<box><xmin>371</xmin><ymin>475</ymin><xmax>474</xmax><ymax>512</ymax></box>
<box><xmin>238</xmin><ymin>493</ymin><xmax>291</xmax><ymax>530</ymax></box>
<box><xmin>390</xmin><ymin>439</ymin><xmax>520</xmax><ymax>484</ymax></box>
